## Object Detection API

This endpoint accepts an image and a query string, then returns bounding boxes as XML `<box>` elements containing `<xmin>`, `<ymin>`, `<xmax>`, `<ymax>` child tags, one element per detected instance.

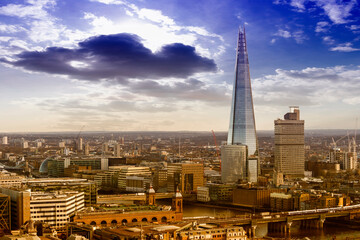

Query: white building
<box><xmin>2</xmin><ymin>136</ymin><xmax>8</xmax><ymax>145</ymax></box>
<box><xmin>30</xmin><ymin>191</ymin><xmax>85</xmax><ymax>229</ymax></box>
<box><xmin>197</xmin><ymin>186</ymin><xmax>210</xmax><ymax>202</ymax></box>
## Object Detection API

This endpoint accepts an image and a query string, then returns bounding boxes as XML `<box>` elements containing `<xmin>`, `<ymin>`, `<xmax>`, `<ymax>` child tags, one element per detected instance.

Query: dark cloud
<box><xmin>1</xmin><ymin>33</ymin><xmax>217</xmax><ymax>82</ymax></box>
<box><xmin>129</xmin><ymin>78</ymin><xmax>231</xmax><ymax>104</ymax></box>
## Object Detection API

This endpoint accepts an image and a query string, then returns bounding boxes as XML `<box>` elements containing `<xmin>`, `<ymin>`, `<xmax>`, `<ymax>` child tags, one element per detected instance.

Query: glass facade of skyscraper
<box><xmin>227</xmin><ymin>27</ymin><xmax>258</xmax><ymax>158</ymax></box>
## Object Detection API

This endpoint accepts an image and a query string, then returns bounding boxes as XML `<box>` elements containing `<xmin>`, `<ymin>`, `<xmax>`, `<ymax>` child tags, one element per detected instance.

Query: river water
<box><xmin>183</xmin><ymin>204</ymin><xmax>360</xmax><ymax>239</ymax></box>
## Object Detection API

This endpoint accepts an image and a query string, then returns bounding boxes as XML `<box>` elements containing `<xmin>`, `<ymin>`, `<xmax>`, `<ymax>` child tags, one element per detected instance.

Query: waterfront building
<box><xmin>221</xmin><ymin>145</ymin><xmax>247</xmax><ymax>183</ymax></box>
<box><xmin>208</xmin><ymin>183</ymin><xmax>236</xmax><ymax>202</ymax></box>
<box><xmin>274</xmin><ymin>106</ymin><xmax>305</xmax><ymax>177</ymax></box>
<box><xmin>222</xmin><ymin>27</ymin><xmax>259</xmax><ymax>183</ymax></box>
<box><xmin>233</xmin><ymin>187</ymin><xmax>285</xmax><ymax>208</ymax></box>
<box><xmin>167</xmin><ymin>163</ymin><xmax>204</xmax><ymax>193</ymax></box>
<box><xmin>197</xmin><ymin>186</ymin><xmax>210</xmax><ymax>202</ymax></box>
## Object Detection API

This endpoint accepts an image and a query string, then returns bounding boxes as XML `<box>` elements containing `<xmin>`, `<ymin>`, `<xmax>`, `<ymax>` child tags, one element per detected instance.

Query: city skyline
<box><xmin>0</xmin><ymin>0</ymin><xmax>360</xmax><ymax>132</ymax></box>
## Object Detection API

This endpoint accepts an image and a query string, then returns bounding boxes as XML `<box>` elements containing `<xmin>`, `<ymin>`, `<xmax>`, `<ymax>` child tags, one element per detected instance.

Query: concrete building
<box><xmin>0</xmin><ymin>173</ymin><xmax>25</xmax><ymax>187</ymax></box>
<box><xmin>167</xmin><ymin>163</ymin><xmax>204</xmax><ymax>193</ymax></box>
<box><xmin>0</xmin><ymin>187</ymin><xmax>84</xmax><ymax>230</ymax></box>
<box><xmin>25</xmin><ymin>178</ymin><xmax>97</xmax><ymax>206</ymax></box>
<box><xmin>2</xmin><ymin>136</ymin><xmax>8</xmax><ymax>145</ymax></box>
<box><xmin>117</xmin><ymin>166</ymin><xmax>151</xmax><ymax>192</ymax></box>
<box><xmin>30</xmin><ymin>191</ymin><xmax>84</xmax><ymax>229</ymax></box>
<box><xmin>221</xmin><ymin>145</ymin><xmax>247</xmax><ymax>183</ymax></box>
<box><xmin>274</xmin><ymin>106</ymin><xmax>305</xmax><ymax>177</ymax></box>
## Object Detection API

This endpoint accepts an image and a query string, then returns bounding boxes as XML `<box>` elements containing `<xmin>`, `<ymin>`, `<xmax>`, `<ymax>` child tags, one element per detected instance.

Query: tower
<box><xmin>146</xmin><ymin>185</ymin><xmax>156</xmax><ymax>206</ymax></box>
<box><xmin>274</xmin><ymin>106</ymin><xmax>305</xmax><ymax>177</ymax></box>
<box><xmin>222</xmin><ymin>27</ymin><xmax>259</xmax><ymax>183</ymax></box>
<box><xmin>172</xmin><ymin>187</ymin><xmax>183</xmax><ymax>221</ymax></box>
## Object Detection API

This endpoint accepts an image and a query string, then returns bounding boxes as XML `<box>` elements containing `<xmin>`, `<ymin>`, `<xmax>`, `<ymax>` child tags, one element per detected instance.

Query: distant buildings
<box><xmin>274</xmin><ymin>106</ymin><xmax>305</xmax><ymax>177</ymax></box>
<box><xmin>222</xmin><ymin>27</ymin><xmax>259</xmax><ymax>183</ymax></box>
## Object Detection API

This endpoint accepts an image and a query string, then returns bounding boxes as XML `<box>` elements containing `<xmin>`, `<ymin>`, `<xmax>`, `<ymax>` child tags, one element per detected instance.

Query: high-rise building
<box><xmin>2</xmin><ymin>136</ymin><xmax>8</xmax><ymax>145</ymax></box>
<box><xmin>222</xmin><ymin>27</ymin><xmax>259</xmax><ymax>183</ymax></box>
<box><xmin>221</xmin><ymin>145</ymin><xmax>247</xmax><ymax>183</ymax></box>
<box><xmin>274</xmin><ymin>106</ymin><xmax>305</xmax><ymax>176</ymax></box>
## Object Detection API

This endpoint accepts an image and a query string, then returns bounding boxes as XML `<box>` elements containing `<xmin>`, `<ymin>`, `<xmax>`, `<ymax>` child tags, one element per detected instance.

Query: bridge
<box><xmin>193</xmin><ymin>205</ymin><xmax>360</xmax><ymax>238</ymax></box>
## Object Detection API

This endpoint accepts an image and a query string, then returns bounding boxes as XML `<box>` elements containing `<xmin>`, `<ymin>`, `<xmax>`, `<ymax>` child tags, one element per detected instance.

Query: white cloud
<box><xmin>274</xmin><ymin>29</ymin><xmax>307</xmax><ymax>43</ymax></box>
<box><xmin>0</xmin><ymin>24</ymin><xmax>26</xmax><ymax>33</ymax></box>
<box><xmin>330</xmin><ymin>42</ymin><xmax>360</xmax><ymax>52</ymax></box>
<box><xmin>313</xmin><ymin>0</ymin><xmax>357</xmax><ymax>24</ymax></box>
<box><xmin>274</xmin><ymin>0</ymin><xmax>358</xmax><ymax>24</ymax></box>
<box><xmin>0</xmin><ymin>0</ymin><xmax>55</xmax><ymax>20</ymax></box>
<box><xmin>275</xmin><ymin>29</ymin><xmax>291</xmax><ymax>38</ymax></box>
<box><xmin>315</xmin><ymin>21</ymin><xmax>330</xmax><ymax>33</ymax></box>
<box><xmin>290</xmin><ymin>0</ymin><xmax>307</xmax><ymax>11</ymax></box>
<box><xmin>253</xmin><ymin>66</ymin><xmax>360</xmax><ymax>108</ymax></box>
<box><xmin>322</xmin><ymin>36</ymin><xmax>335</xmax><ymax>45</ymax></box>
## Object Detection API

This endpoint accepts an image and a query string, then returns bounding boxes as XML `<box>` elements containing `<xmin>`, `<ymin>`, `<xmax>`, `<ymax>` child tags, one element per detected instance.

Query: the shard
<box><xmin>227</xmin><ymin>27</ymin><xmax>258</xmax><ymax>157</ymax></box>
<box><xmin>222</xmin><ymin>27</ymin><xmax>258</xmax><ymax>183</ymax></box>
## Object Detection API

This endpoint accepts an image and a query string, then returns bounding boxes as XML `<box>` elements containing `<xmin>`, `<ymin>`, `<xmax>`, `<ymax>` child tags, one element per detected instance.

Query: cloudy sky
<box><xmin>0</xmin><ymin>0</ymin><xmax>359</xmax><ymax>132</ymax></box>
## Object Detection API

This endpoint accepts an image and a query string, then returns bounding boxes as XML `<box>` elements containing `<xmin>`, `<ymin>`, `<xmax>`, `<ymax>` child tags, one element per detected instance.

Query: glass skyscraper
<box><xmin>222</xmin><ymin>27</ymin><xmax>258</xmax><ymax>183</ymax></box>
<box><xmin>227</xmin><ymin>27</ymin><xmax>258</xmax><ymax>157</ymax></box>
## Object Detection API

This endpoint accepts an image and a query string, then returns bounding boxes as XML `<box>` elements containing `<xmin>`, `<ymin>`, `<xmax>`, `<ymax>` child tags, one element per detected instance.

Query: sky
<box><xmin>0</xmin><ymin>0</ymin><xmax>359</xmax><ymax>132</ymax></box>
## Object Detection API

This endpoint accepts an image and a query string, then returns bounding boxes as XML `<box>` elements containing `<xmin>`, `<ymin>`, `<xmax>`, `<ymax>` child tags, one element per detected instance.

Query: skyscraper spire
<box><xmin>227</xmin><ymin>27</ymin><xmax>258</xmax><ymax>158</ymax></box>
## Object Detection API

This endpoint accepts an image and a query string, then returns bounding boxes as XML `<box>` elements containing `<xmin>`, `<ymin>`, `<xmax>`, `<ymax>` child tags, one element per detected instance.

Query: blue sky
<box><xmin>0</xmin><ymin>0</ymin><xmax>359</xmax><ymax>132</ymax></box>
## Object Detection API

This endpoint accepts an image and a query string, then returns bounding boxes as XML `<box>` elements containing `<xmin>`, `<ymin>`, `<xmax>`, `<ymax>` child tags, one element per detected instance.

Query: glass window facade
<box><xmin>227</xmin><ymin>27</ymin><xmax>258</xmax><ymax>158</ymax></box>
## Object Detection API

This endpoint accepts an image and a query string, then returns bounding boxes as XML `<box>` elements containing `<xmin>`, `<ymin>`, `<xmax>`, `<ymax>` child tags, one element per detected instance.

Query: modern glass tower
<box><xmin>227</xmin><ymin>27</ymin><xmax>258</xmax><ymax>158</ymax></box>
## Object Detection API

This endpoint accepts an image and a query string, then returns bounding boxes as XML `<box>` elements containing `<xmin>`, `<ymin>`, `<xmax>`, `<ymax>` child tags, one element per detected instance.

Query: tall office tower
<box><xmin>114</xmin><ymin>143</ymin><xmax>121</xmax><ymax>157</ymax></box>
<box><xmin>84</xmin><ymin>143</ymin><xmax>90</xmax><ymax>155</ymax></box>
<box><xmin>274</xmin><ymin>106</ymin><xmax>305</xmax><ymax>177</ymax></box>
<box><xmin>2</xmin><ymin>136</ymin><xmax>8</xmax><ymax>145</ymax></box>
<box><xmin>77</xmin><ymin>138</ymin><xmax>83</xmax><ymax>151</ymax></box>
<box><xmin>222</xmin><ymin>27</ymin><xmax>259</xmax><ymax>183</ymax></box>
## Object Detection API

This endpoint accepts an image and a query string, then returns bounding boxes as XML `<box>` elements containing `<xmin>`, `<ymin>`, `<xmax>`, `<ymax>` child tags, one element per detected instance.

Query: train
<box><xmin>286</xmin><ymin>204</ymin><xmax>360</xmax><ymax>216</ymax></box>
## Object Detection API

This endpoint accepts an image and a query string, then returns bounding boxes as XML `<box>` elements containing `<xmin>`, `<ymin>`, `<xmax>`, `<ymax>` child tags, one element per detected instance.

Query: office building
<box><xmin>223</xmin><ymin>27</ymin><xmax>259</xmax><ymax>183</ymax></box>
<box><xmin>221</xmin><ymin>145</ymin><xmax>247</xmax><ymax>183</ymax></box>
<box><xmin>0</xmin><ymin>188</ymin><xmax>84</xmax><ymax>230</ymax></box>
<box><xmin>274</xmin><ymin>106</ymin><xmax>305</xmax><ymax>176</ymax></box>
<box><xmin>167</xmin><ymin>163</ymin><xmax>204</xmax><ymax>193</ymax></box>
<box><xmin>30</xmin><ymin>191</ymin><xmax>84</xmax><ymax>229</ymax></box>
<box><xmin>117</xmin><ymin>166</ymin><xmax>152</xmax><ymax>192</ymax></box>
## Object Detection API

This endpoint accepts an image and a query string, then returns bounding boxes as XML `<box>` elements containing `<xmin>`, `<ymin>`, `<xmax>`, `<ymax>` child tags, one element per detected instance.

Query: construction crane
<box><xmin>211</xmin><ymin>130</ymin><xmax>221</xmax><ymax>170</ymax></box>
<box><xmin>73</xmin><ymin>125</ymin><xmax>85</xmax><ymax>151</ymax></box>
<box><xmin>331</xmin><ymin>133</ymin><xmax>349</xmax><ymax>149</ymax></box>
